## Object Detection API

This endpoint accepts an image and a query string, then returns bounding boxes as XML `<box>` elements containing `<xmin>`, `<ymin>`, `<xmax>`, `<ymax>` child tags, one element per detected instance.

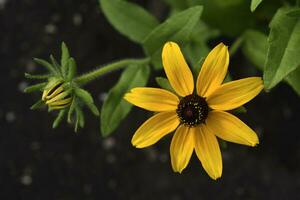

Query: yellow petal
<box><xmin>207</xmin><ymin>77</ymin><xmax>263</xmax><ymax>111</ymax></box>
<box><xmin>206</xmin><ymin>111</ymin><xmax>259</xmax><ymax>146</ymax></box>
<box><xmin>46</xmin><ymin>85</ymin><xmax>64</xmax><ymax>100</ymax></box>
<box><xmin>124</xmin><ymin>87</ymin><xmax>179</xmax><ymax>112</ymax></box>
<box><xmin>48</xmin><ymin>105</ymin><xmax>68</xmax><ymax>110</ymax></box>
<box><xmin>46</xmin><ymin>91</ymin><xmax>70</xmax><ymax>104</ymax></box>
<box><xmin>132</xmin><ymin>111</ymin><xmax>179</xmax><ymax>148</ymax></box>
<box><xmin>170</xmin><ymin>125</ymin><xmax>195</xmax><ymax>173</ymax></box>
<box><xmin>194</xmin><ymin>125</ymin><xmax>222</xmax><ymax>180</ymax></box>
<box><xmin>42</xmin><ymin>90</ymin><xmax>48</xmax><ymax>101</ymax></box>
<box><xmin>196</xmin><ymin>43</ymin><xmax>229</xmax><ymax>97</ymax></box>
<box><xmin>48</xmin><ymin>97</ymin><xmax>72</xmax><ymax>107</ymax></box>
<box><xmin>162</xmin><ymin>42</ymin><xmax>194</xmax><ymax>96</ymax></box>
<box><xmin>42</xmin><ymin>79</ymin><xmax>63</xmax><ymax>100</ymax></box>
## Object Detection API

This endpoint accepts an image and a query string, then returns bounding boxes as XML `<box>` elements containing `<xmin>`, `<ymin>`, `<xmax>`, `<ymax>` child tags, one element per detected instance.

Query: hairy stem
<box><xmin>74</xmin><ymin>58</ymin><xmax>150</xmax><ymax>85</ymax></box>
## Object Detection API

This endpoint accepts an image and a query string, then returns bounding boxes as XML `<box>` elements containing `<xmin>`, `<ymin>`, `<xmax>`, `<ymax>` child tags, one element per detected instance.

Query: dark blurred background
<box><xmin>1</xmin><ymin>0</ymin><xmax>300</xmax><ymax>199</ymax></box>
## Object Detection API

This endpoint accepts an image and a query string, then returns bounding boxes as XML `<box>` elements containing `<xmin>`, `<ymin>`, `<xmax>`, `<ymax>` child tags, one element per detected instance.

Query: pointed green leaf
<box><xmin>52</xmin><ymin>109</ymin><xmax>66</xmax><ymax>128</ymax></box>
<box><xmin>30</xmin><ymin>99</ymin><xmax>44</xmax><ymax>110</ymax></box>
<box><xmin>229</xmin><ymin>36</ymin><xmax>244</xmax><ymax>56</ymax></box>
<box><xmin>74</xmin><ymin>117</ymin><xmax>79</xmax><ymax>132</ymax></box>
<box><xmin>155</xmin><ymin>77</ymin><xmax>174</xmax><ymax>93</ymax></box>
<box><xmin>142</xmin><ymin>6</ymin><xmax>203</xmax><ymax>69</ymax></box>
<box><xmin>61</xmin><ymin>42</ymin><xmax>70</xmax><ymax>77</ymax></box>
<box><xmin>50</xmin><ymin>55</ymin><xmax>61</xmax><ymax>73</ymax></box>
<box><xmin>101</xmin><ymin>64</ymin><xmax>150</xmax><ymax>137</ymax></box>
<box><xmin>99</xmin><ymin>0</ymin><xmax>159</xmax><ymax>43</ymax></box>
<box><xmin>25</xmin><ymin>73</ymin><xmax>50</xmax><ymax>79</ymax></box>
<box><xmin>286</xmin><ymin>8</ymin><xmax>300</xmax><ymax>17</ymax></box>
<box><xmin>74</xmin><ymin>106</ymin><xmax>85</xmax><ymax>132</ymax></box>
<box><xmin>87</xmin><ymin>103</ymin><xmax>99</xmax><ymax>116</ymax></box>
<box><xmin>243</xmin><ymin>29</ymin><xmax>300</xmax><ymax>96</ymax></box>
<box><xmin>232</xmin><ymin>106</ymin><xmax>247</xmax><ymax>113</ymax></box>
<box><xmin>74</xmin><ymin>88</ymin><xmax>99</xmax><ymax>116</ymax></box>
<box><xmin>183</xmin><ymin>22</ymin><xmax>219</xmax><ymax>73</ymax></box>
<box><xmin>242</xmin><ymin>30</ymin><xmax>268</xmax><ymax>70</ymax></box>
<box><xmin>67</xmin><ymin>97</ymin><xmax>76</xmax><ymax>123</ymax></box>
<box><xmin>67</xmin><ymin>58</ymin><xmax>77</xmax><ymax>81</ymax></box>
<box><xmin>24</xmin><ymin>82</ymin><xmax>47</xmax><ymax>93</ymax></box>
<box><xmin>75</xmin><ymin>88</ymin><xmax>93</xmax><ymax>104</ymax></box>
<box><xmin>250</xmin><ymin>0</ymin><xmax>263</xmax><ymax>12</ymax></box>
<box><xmin>224</xmin><ymin>73</ymin><xmax>233</xmax><ymax>83</ymax></box>
<box><xmin>184</xmin><ymin>43</ymin><xmax>208</xmax><ymax>74</ymax></box>
<box><xmin>76</xmin><ymin>106</ymin><xmax>85</xmax><ymax>128</ymax></box>
<box><xmin>285</xmin><ymin>67</ymin><xmax>300</xmax><ymax>95</ymax></box>
<box><xmin>264</xmin><ymin>8</ymin><xmax>300</xmax><ymax>90</ymax></box>
<box><xmin>34</xmin><ymin>58</ymin><xmax>58</xmax><ymax>75</ymax></box>
<box><xmin>219</xmin><ymin>139</ymin><xmax>227</xmax><ymax>149</ymax></box>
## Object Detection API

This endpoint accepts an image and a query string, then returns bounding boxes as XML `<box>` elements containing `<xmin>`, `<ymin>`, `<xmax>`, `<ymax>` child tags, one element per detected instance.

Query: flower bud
<box><xmin>42</xmin><ymin>79</ymin><xmax>72</xmax><ymax>110</ymax></box>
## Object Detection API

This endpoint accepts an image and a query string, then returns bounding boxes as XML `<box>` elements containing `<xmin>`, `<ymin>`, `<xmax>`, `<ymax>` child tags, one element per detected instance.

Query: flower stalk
<box><xmin>74</xmin><ymin>58</ymin><xmax>150</xmax><ymax>85</ymax></box>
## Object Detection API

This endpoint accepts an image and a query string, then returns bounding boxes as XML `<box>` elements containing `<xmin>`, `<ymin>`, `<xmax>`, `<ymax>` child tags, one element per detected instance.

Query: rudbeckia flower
<box><xmin>124</xmin><ymin>42</ymin><xmax>263</xmax><ymax>179</ymax></box>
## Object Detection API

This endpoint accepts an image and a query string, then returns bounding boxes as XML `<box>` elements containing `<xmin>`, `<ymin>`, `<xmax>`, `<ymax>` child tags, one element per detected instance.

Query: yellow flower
<box><xmin>124</xmin><ymin>42</ymin><xmax>263</xmax><ymax>179</ymax></box>
<box><xmin>42</xmin><ymin>79</ymin><xmax>73</xmax><ymax>110</ymax></box>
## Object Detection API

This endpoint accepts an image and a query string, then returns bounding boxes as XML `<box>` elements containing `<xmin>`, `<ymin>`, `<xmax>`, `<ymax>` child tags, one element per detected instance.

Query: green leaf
<box><xmin>67</xmin><ymin>58</ymin><xmax>77</xmax><ymax>81</ymax></box>
<box><xmin>74</xmin><ymin>88</ymin><xmax>99</xmax><ymax>116</ymax></box>
<box><xmin>155</xmin><ymin>77</ymin><xmax>174</xmax><ymax>92</ymax></box>
<box><xmin>50</xmin><ymin>55</ymin><xmax>61</xmax><ymax>73</ymax></box>
<box><xmin>183</xmin><ymin>22</ymin><xmax>220</xmax><ymax>73</ymax></box>
<box><xmin>142</xmin><ymin>6</ymin><xmax>203</xmax><ymax>69</ymax></box>
<box><xmin>232</xmin><ymin>106</ymin><xmax>247</xmax><ymax>113</ymax></box>
<box><xmin>286</xmin><ymin>8</ymin><xmax>300</xmax><ymax>17</ymax></box>
<box><xmin>202</xmin><ymin>0</ymin><xmax>254</xmax><ymax>37</ymax></box>
<box><xmin>75</xmin><ymin>106</ymin><xmax>85</xmax><ymax>132</ymax></box>
<box><xmin>25</xmin><ymin>73</ymin><xmax>50</xmax><ymax>79</ymax></box>
<box><xmin>34</xmin><ymin>58</ymin><xmax>58</xmax><ymax>75</ymax></box>
<box><xmin>242</xmin><ymin>29</ymin><xmax>300</xmax><ymax>96</ymax></box>
<box><xmin>218</xmin><ymin>139</ymin><xmax>227</xmax><ymax>149</ymax></box>
<box><xmin>76</xmin><ymin>107</ymin><xmax>85</xmax><ymax>128</ymax></box>
<box><xmin>285</xmin><ymin>67</ymin><xmax>300</xmax><ymax>95</ymax></box>
<box><xmin>163</xmin><ymin>0</ymin><xmax>189</xmax><ymax>10</ymax></box>
<box><xmin>99</xmin><ymin>0</ymin><xmax>159</xmax><ymax>43</ymax></box>
<box><xmin>52</xmin><ymin>109</ymin><xmax>66</xmax><ymax>128</ymax></box>
<box><xmin>224</xmin><ymin>73</ymin><xmax>233</xmax><ymax>83</ymax></box>
<box><xmin>242</xmin><ymin>30</ymin><xmax>268</xmax><ymax>70</ymax></box>
<box><xmin>61</xmin><ymin>42</ymin><xmax>70</xmax><ymax>77</ymax></box>
<box><xmin>30</xmin><ymin>99</ymin><xmax>44</xmax><ymax>110</ymax></box>
<box><xmin>67</xmin><ymin>97</ymin><xmax>76</xmax><ymax>123</ymax></box>
<box><xmin>184</xmin><ymin>43</ymin><xmax>207</xmax><ymax>74</ymax></box>
<box><xmin>24</xmin><ymin>82</ymin><xmax>47</xmax><ymax>93</ymax></box>
<box><xmin>163</xmin><ymin>0</ymin><xmax>202</xmax><ymax>11</ymax></box>
<box><xmin>264</xmin><ymin>8</ymin><xmax>300</xmax><ymax>90</ymax></box>
<box><xmin>229</xmin><ymin>36</ymin><xmax>244</xmax><ymax>56</ymax></box>
<box><xmin>101</xmin><ymin>64</ymin><xmax>150</xmax><ymax>137</ymax></box>
<box><xmin>250</xmin><ymin>0</ymin><xmax>263</xmax><ymax>12</ymax></box>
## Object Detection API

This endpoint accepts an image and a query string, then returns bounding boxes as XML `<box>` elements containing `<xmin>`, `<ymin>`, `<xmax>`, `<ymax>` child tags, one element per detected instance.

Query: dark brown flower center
<box><xmin>176</xmin><ymin>94</ymin><xmax>209</xmax><ymax>127</ymax></box>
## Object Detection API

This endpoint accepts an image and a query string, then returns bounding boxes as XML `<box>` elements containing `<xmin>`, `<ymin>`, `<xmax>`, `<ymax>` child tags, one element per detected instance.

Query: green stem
<box><xmin>229</xmin><ymin>36</ymin><xmax>244</xmax><ymax>56</ymax></box>
<box><xmin>74</xmin><ymin>58</ymin><xmax>150</xmax><ymax>85</ymax></box>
